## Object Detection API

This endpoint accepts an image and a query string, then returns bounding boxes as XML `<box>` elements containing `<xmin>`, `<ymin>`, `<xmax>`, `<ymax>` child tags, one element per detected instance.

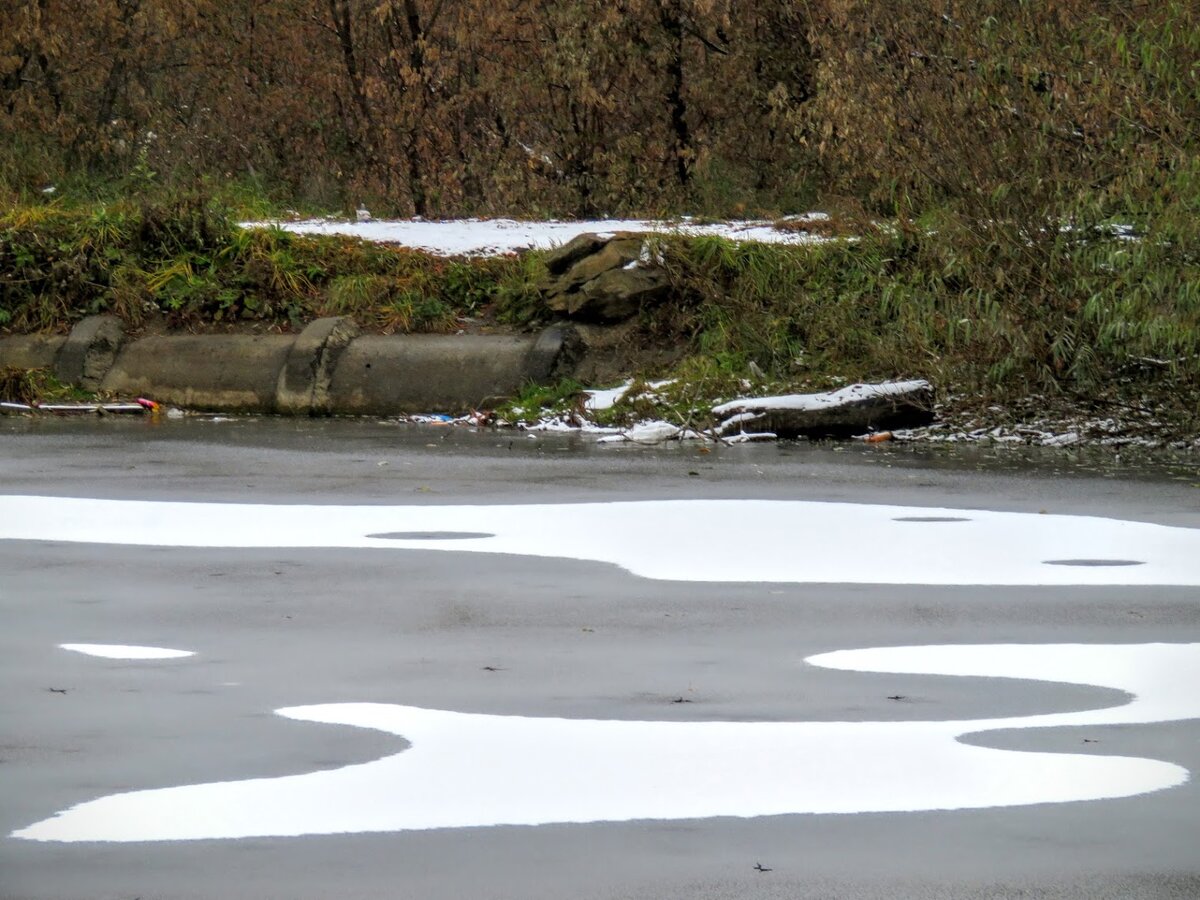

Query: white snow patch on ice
<box><xmin>3</xmin><ymin>495</ymin><xmax>1200</xmax><ymax>586</ymax></box>
<box><xmin>60</xmin><ymin>643</ymin><xmax>194</xmax><ymax>660</ymax></box>
<box><xmin>13</xmin><ymin>642</ymin><xmax>1196</xmax><ymax>842</ymax></box>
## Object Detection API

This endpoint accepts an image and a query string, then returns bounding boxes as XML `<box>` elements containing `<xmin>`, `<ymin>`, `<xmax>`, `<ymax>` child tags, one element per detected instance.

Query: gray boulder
<box><xmin>542</xmin><ymin>233</ymin><xmax>609</xmax><ymax>276</ymax></box>
<box><xmin>541</xmin><ymin>234</ymin><xmax>670</xmax><ymax>322</ymax></box>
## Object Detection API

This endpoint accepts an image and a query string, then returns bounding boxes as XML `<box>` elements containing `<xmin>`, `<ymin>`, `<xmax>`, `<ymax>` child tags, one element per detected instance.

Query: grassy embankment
<box><xmin>0</xmin><ymin>196</ymin><xmax>537</xmax><ymax>335</ymax></box>
<box><xmin>1</xmin><ymin>189</ymin><xmax>1197</xmax><ymax>438</ymax></box>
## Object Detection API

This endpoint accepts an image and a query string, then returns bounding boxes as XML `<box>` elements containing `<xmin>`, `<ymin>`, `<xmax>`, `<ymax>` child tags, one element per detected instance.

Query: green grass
<box><xmin>0</xmin><ymin>197</ymin><xmax>530</xmax><ymax>334</ymax></box>
<box><xmin>647</xmin><ymin>209</ymin><xmax>1200</xmax><ymax>414</ymax></box>
<box><xmin>495</xmin><ymin>378</ymin><xmax>587</xmax><ymax>422</ymax></box>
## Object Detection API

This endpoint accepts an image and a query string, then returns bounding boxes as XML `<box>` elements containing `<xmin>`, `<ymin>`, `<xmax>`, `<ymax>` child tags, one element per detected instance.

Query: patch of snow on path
<box><xmin>244</xmin><ymin>217</ymin><xmax>833</xmax><ymax>257</ymax></box>
<box><xmin>14</xmin><ymin>642</ymin><xmax>1197</xmax><ymax>841</ymax></box>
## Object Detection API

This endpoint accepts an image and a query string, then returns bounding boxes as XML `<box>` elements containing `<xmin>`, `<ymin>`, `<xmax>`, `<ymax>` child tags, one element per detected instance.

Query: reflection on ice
<box><xmin>14</xmin><ymin>643</ymin><xmax>1198</xmax><ymax>842</ymax></box>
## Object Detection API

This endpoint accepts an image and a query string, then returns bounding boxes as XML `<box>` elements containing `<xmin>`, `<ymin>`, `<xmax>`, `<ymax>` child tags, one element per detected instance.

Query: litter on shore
<box><xmin>0</xmin><ymin>398</ymin><xmax>160</xmax><ymax>416</ymax></box>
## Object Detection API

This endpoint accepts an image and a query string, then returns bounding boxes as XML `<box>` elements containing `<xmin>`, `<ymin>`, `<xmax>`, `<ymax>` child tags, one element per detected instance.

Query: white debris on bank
<box><xmin>390</xmin><ymin>381</ymin><xmax>1196</xmax><ymax>451</ymax></box>
<box><xmin>890</xmin><ymin>401</ymin><xmax>1200</xmax><ymax>451</ymax></box>
<box><xmin>244</xmin><ymin>214</ymin><xmax>834</xmax><ymax>257</ymax></box>
<box><xmin>891</xmin><ymin>423</ymin><xmax>1197</xmax><ymax>451</ymax></box>
<box><xmin>596</xmin><ymin>420</ymin><xmax>705</xmax><ymax>444</ymax></box>
<box><xmin>521</xmin><ymin>416</ymin><xmax>621</xmax><ymax>435</ymax></box>
<box><xmin>583</xmin><ymin>379</ymin><xmax>674</xmax><ymax>412</ymax></box>
<box><xmin>724</xmin><ymin>431</ymin><xmax>778</xmax><ymax>443</ymax></box>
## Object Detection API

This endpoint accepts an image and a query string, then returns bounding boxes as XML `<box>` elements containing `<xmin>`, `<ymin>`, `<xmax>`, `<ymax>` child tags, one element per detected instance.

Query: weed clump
<box><xmin>0</xmin><ymin>367</ymin><xmax>91</xmax><ymax>404</ymax></box>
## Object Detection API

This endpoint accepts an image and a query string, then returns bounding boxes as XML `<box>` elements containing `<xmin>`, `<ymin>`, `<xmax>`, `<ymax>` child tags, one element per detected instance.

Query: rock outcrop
<box><xmin>540</xmin><ymin>233</ymin><xmax>670</xmax><ymax>322</ymax></box>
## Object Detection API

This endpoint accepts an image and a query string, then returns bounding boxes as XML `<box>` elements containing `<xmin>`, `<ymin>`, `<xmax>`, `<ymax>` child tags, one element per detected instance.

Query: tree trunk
<box><xmin>660</xmin><ymin>0</ymin><xmax>692</xmax><ymax>187</ymax></box>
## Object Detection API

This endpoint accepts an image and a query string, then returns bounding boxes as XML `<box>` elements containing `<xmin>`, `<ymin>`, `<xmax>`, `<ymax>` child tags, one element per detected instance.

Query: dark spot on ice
<box><xmin>893</xmin><ymin>516</ymin><xmax>971</xmax><ymax>523</ymax></box>
<box><xmin>1043</xmin><ymin>559</ymin><xmax>1145</xmax><ymax>567</ymax></box>
<box><xmin>367</xmin><ymin>531</ymin><xmax>495</xmax><ymax>541</ymax></box>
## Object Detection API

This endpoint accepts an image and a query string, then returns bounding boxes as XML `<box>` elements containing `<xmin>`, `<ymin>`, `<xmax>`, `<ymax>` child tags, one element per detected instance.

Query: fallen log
<box><xmin>713</xmin><ymin>380</ymin><xmax>934</xmax><ymax>439</ymax></box>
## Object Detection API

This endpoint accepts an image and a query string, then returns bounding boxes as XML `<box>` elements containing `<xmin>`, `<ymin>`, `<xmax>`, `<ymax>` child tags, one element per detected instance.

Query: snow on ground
<box><xmin>583</xmin><ymin>379</ymin><xmax>675</xmax><ymax>412</ymax></box>
<box><xmin>16</xmin><ymin>642</ymin><xmax>1198</xmax><ymax>840</ymax></box>
<box><xmin>12</xmin><ymin>496</ymin><xmax>1199</xmax><ymax>839</ymax></box>
<box><xmin>245</xmin><ymin>214</ymin><xmax>833</xmax><ymax>256</ymax></box>
<box><xmin>6</xmin><ymin>496</ymin><xmax>1200</xmax><ymax>587</ymax></box>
